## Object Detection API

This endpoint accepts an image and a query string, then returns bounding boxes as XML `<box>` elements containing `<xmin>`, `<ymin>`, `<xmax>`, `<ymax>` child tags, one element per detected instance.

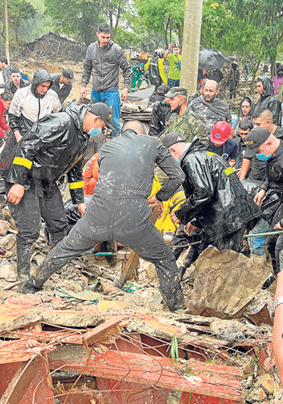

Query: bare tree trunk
<box><xmin>164</xmin><ymin>17</ymin><xmax>170</xmax><ymax>48</ymax></box>
<box><xmin>249</xmin><ymin>57</ymin><xmax>261</xmax><ymax>95</ymax></box>
<box><xmin>271</xmin><ymin>60</ymin><xmax>276</xmax><ymax>78</ymax></box>
<box><xmin>176</xmin><ymin>23</ymin><xmax>183</xmax><ymax>47</ymax></box>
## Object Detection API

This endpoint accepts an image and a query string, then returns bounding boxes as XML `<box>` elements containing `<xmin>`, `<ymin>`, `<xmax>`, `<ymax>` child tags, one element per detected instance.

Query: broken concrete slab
<box><xmin>188</xmin><ymin>246</ymin><xmax>270</xmax><ymax>319</ymax></box>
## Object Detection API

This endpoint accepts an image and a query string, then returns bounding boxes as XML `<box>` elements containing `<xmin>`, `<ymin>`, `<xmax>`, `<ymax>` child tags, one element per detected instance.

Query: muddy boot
<box><xmin>16</xmin><ymin>245</ymin><xmax>38</xmax><ymax>294</ymax></box>
<box><xmin>102</xmin><ymin>241</ymin><xmax>118</xmax><ymax>267</ymax></box>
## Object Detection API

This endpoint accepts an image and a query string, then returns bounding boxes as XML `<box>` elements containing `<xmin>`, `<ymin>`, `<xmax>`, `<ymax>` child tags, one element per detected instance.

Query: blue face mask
<box><xmin>255</xmin><ymin>152</ymin><xmax>271</xmax><ymax>161</ymax></box>
<box><xmin>175</xmin><ymin>158</ymin><xmax>180</xmax><ymax>164</ymax></box>
<box><xmin>88</xmin><ymin>127</ymin><xmax>102</xmax><ymax>137</ymax></box>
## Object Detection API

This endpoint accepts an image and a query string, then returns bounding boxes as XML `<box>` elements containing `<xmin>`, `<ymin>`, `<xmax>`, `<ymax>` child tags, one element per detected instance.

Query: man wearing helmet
<box><xmin>208</xmin><ymin>121</ymin><xmax>237</xmax><ymax>166</ymax></box>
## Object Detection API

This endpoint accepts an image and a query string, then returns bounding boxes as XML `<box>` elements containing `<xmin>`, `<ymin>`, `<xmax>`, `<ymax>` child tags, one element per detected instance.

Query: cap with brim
<box><xmin>62</xmin><ymin>68</ymin><xmax>76</xmax><ymax>83</ymax></box>
<box><xmin>165</xmin><ymin>87</ymin><xmax>188</xmax><ymax>98</ymax></box>
<box><xmin>87</xmin><ymin>102</ymin><xmax>114</xmax><ymax>131</ymax></box>
<box><xmin>161</xmin><ymin>132</ymin><xmax>186</xmax><ymax>148</ymax></box>
<box><xmin>156</xmin><ymin>84</ymin><xmax>170</xmax><ymax>101</ymax></box>
<box><xmin>244</xmin><ymin>127</ymin><xmax>271</xmax><ymax>159</ymax></box>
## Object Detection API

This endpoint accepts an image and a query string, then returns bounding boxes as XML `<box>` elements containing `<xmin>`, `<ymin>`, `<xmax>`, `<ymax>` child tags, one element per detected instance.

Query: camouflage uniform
<box><xmin>164</xmin><ymin>108</ymin><xmax>208</xmax><ymax>146</ymax></box>
<box><xmin>163</xmin><ymin>87</ymin><xmax>209</xmax><ymax>147</ymax></box>
<box><xmin>189</xmin><ymin>96</ymin><xmax>231</xmax><ymax>135</ymax></box>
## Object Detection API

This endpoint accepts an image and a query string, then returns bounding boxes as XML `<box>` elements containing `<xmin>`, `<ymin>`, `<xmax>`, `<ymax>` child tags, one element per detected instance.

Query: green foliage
<box><xmin>135</xmin><ymin>0</ymin><xmax>184</xmax><ymax>46</ymax></box>
<box><xmin>168</xmin><ymin>335</ymin><xmax>179</xmax><ymax>367</ymax></box>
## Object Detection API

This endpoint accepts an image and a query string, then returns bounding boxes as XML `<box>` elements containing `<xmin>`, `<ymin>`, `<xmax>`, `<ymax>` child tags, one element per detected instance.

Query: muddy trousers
<box><xmin>5</xmin><ymin>182</ymin><xmax>69</xmax><ymax>280</ymax></box>
<box><xmin>32</xmin><ymin>195</ymin><xmax>185</xmax><ymax>311</ymax></box>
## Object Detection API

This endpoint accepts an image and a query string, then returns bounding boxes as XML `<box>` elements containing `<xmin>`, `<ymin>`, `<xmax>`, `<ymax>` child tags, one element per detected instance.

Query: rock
<box><xmin>247</xmin><ymin>387</ymin><xmax>267</xmax><ymax>402</ymax></box>
<box><xmin>0</xmin><ymin>260</ymin><xmax>17</xmax><ymax>282</ymax></box>
<box><xmin>0</xmin><ymin>234</ymin><xmax>16</xmax><ymax>250</ymax></box>
<box><xmin>257</xmin><ymin>374</ymin><xmax>275</xmax><ymax>395</ymax></box>
<box><xmin>0</xmin><ymin>220</ymin><xmax>10</xmax><ymax>236</ymax></box>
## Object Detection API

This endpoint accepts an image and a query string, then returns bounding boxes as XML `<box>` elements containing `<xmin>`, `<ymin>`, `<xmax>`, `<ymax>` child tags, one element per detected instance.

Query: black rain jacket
<box><xmin>254</xmin><ymin>76</ymin><xmax>281</xmax><ymax>125</ymax></box>
<box><xmin>5</xmin><ymin>78</ymin><xmax>30</xmax><ymax>96</ymax></box>
<box><xmin>81</xmin><ymin>40</ymin><xmax>131</xmax><ymax>92</ymax></box>
<box><xmin>149</xmin><ymin>101</ymin><xmax>171</xmax><ymax>137</ymax></box>
<box><xmin>4</xmin><ymin>102</ymin><xmax>89</xmax><ymax>204</ymax></box>
<box><xmin>175</xmin><ymin>137</ymin><xmax>261</xmax><ymax>242</ymax></box>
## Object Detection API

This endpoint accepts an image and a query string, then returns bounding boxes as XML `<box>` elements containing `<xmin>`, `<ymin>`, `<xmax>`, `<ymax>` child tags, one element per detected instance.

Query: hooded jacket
<box><xmin>3</xmin><ymin>103</ymin><xmax>89</xmax><ymax>204</ymax></box>
<box><xmin>50</xmin><ymin>73</ymin><xmax>72</xmax><ymax>104</ymax></box>
<box><xmin>254</xmin><ymin>76</ymin><xmax>281</xmax><ymax>125</ymax></box>
<box><xmin>8</xmin><ymin>69</ymin><xmax>62</xmax><ymax>136</ymax></box>
<box><xmin>81</xmin><ymin>40</ymin><xmax>131</xmax><ymax>92</ymax></box>
<box><xmin>233</xmin><ymin>96</ymin><xmax>255</xmax><ymax>131</ymax></box>
<box><xmin>175</xmin><ymin>137</ymin><xmax>261</xmax><ymax>242</ymax></box>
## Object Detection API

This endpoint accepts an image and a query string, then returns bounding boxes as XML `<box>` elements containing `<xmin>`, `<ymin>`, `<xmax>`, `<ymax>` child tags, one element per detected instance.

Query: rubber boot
<box><xmin>102</xmin><ymin>241</ymin><xmax>118</xmax><ymax>267</ymax></box>
<box><xmin>16</xmin><ymin>245</ymin><xmax>38</xmax><ymax>294</ymax></box>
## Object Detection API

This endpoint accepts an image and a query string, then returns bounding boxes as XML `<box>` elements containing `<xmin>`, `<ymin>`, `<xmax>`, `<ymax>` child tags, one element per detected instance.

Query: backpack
<box><xmin>148</xmin><ymin>55</ymin><xmax>160</xmax><ymax>86</ymax></box>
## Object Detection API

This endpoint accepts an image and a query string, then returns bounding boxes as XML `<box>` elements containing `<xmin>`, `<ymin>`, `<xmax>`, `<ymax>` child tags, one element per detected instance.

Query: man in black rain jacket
<box><xmin>51</xmin><ymin>68</ymin><xmax>75</xmax><ymax>104</ymax></box>
<box><xmin>162</xmin><ymin>133</ymin><xmax>261</xmax><ymax>276</ymax></box>
<box><xmin>254</xmin><ymin>76</ymin><xmax>281</xmax><ymax>125</ymax></box>
<box><xmin>2</xmin><ymin>102</ymin><xmax>113</xmax><ymax>292</ymax></box>
<box><xmin>21</xmin><ymin>120</ymin><xmax>186</xmax><ymax>312</ymax></box>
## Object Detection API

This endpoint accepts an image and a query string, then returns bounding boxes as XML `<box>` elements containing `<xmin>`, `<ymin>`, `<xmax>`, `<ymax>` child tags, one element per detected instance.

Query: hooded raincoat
<box><xmin>5</xmin><ymin>102</ymin><xmax>89</xmax><ymax>204</ymax></box>
<box><xmin>254</xmin><ymin>76</ymin><xmax>281</xmax><ymax>125</ymax></box>
<box><xmin>175</xmin><ymin>137</ymin><xmax>261</xmax><ymax>243</ymax></box>
<box><xmin>233</xmin><ymin>96</ymin><xmax>255</xmax><ymax>131</ymax></box>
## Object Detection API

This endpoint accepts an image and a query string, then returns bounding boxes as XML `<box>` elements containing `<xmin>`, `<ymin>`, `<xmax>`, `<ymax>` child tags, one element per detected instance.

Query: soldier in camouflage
<box><xmin>163</xmin><ymin>87</ymin><xmax>208</xmax><ymax>147</ymax></box>
<box><xmin>189</xmin><ymin>80</ymin><xmax>231</xmax><ymax>135</ymax></box>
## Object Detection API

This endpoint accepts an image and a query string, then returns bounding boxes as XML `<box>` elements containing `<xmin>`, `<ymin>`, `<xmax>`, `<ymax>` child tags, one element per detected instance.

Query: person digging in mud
<box><xmin>162</xmin><ymin>132</ymin><xmax>261</xmax><ymax>279</ymax></box>
<box><xmin>1</xmin><ymin>102</ymin><xmax>113</xmax><ymax>293</ymax></box>
<box><xmin>19</xmin><ymin>120</ymin><xmax>186</xmax><ymax>312</ymax></box>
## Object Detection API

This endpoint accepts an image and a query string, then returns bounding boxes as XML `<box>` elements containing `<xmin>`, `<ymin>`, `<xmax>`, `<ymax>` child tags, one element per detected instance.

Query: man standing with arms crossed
<box><xmin>80</xmin><ymin>23</ymin><xmax>132</xmax><ymax>137</ymax></box>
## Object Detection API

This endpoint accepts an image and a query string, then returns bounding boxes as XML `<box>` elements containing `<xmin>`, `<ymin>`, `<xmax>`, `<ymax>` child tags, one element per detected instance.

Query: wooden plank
<box><xmin>82</xmin><ymin>317</ymin><xmax>125</xmax><ymax>345</ymax></box>
<box><xmin>115</xmin><ymin>207</ymin><xmax>159</xmax><ymax>288</ymax></box>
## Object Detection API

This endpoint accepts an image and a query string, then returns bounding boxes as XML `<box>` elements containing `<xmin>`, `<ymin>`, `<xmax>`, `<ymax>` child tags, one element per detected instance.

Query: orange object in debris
<box><xmin>83</xmin><ymin>153</ymin><xmax>99</xmax><ymax>195</ymax></box>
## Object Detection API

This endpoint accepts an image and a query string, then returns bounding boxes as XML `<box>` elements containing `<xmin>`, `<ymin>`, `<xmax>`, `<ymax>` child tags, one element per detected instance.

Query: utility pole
<box><xmin>3</xmin><ymin>0</ymin><xmax>10</xmax><ymax>65</ymax></box>
<box><xmin>180</xmin><ymin>0</ymin><xmax>203</xmax><ymax>94</ymax></box>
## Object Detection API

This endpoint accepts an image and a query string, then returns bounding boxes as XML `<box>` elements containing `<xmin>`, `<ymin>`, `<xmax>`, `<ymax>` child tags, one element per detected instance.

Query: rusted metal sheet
<box><xmin>0</xmin><ymin>359</ymin><xmax>55</xmax><ymax>404</ymax></box>
<box><xmin>49</xmin><ymin>345</ymin><xmax>243</xmax><ymax>402</ymax></box>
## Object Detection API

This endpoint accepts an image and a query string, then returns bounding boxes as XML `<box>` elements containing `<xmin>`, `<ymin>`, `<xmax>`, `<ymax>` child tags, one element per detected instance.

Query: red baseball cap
<box><xmin>210</xmin><ymin>121</ymin><xmax>232</xmax><ymax>145</ymax></box>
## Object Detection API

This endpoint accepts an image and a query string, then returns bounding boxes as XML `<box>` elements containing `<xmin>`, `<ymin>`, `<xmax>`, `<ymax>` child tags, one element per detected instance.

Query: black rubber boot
<box><xmin>102</xmin><ymin>241</ymin><xmax>118</xmax><ymax>266</ymax></box>
<box><xmin>16</xmin><ymin>245</ymin><xmax>36</xmax><ymax>293</ymax></box>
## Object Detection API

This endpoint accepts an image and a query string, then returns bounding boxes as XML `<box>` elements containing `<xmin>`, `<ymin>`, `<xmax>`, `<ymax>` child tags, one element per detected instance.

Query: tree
<box><xmin>0</xmin><ymin>0</ymin><xmax>36</xmax><ymax>53</ymax></box>
<box><xmin>135</xmin><ymin>0</ymin><xmax>184</xmax><ymax>47</ymax></box>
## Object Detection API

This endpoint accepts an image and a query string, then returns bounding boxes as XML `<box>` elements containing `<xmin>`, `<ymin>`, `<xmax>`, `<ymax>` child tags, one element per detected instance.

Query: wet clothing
<box><xmin>3</xmin><ymin>103</ymin><xmax>91</xmax><ymax>285</ymax></box>
<box><xmin>175</xmin><ymin>137</ymin><xmax>261</xmax><ymax>244</ymax></box>
<box><xmin>164</xmin><ymin>107</ymin><xmax>208</xmax><ymax>146</ymax></box>
<box><xmin>0</xmin><ymin>97</ymin><xmax>9</xmax><ymax>138</ymax></box>
<box><xmin>0</xmin><ymin>66</ymin><xmax>12</xmax><ymax>90</ymax></box>
<box><xmin>145</xmin><ymin>57</ymin><xmax>167</xmax><ymax>87</ymax></box>
<box><xmin>4</xmin><ymin>79</ymin><xmax>30</xmax><ymax>96</ymax></box>
<box><xmin>149</xmin><ymin>100</ymin><xmax>171</xmax><ymax>137</ymax></box>
<box><xmin>81</xmin><ymin>40</ymin><xmax>131</xmax><ymax>93</ymax></box>
<box><xmin>235</xmin><ymin>137</ymin><xmax>247</xmax><ymax>170</ymax></box>
<box><xmin>254</xmin><ymin>76</ymin><xmax>281</xmax><ymax>125</ymax></box>
<box><xmin>274</xmin><ymin>126</ymin><xmax>283</xmax><ymax>139</ymax></box>
<box><xmin>30</xmin><ymin>130</ymin><xmax>185</xmax><ymax>311</ymax></box>
<box><xmin>50</xmin><ymin>74</ymin><xmax>72</xmax><ymax>104</ymax></box>
<box><xmin>166</xmin><ymin>54</ymin><xmax>181</xmax><ymax>81</ymax></box>
<box><xmin>233</xmin><ymin>96</ymin><xmax>255</xmax><ymax>132</ymax></box>
<box><xmin>8</xmin><ymin>70</ymin><xmax>62</xmax><ymax>137</ymax></box>
<box><xmin>261</xmin><ymin>140</ymin><xmax>283</xmax><ymax>198</ymax></box>
<box><xmin>81</xmin><ymin>40</ymin><xmax>131</xmax><ymax>136</ymax></box>
<box><xmin>5</xmin><ymin>103</ymin><xmax>89</xmax><ymax>204</ymax></box>
<box><xmin>208</xmin><ymin>136</ymin><xmax>237</xmax><ymax>162</ymax></box>
<box><xmin>189</xmin><ymin>95</ymin><xmax>231</xmax><ymax>135</ymax></box>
